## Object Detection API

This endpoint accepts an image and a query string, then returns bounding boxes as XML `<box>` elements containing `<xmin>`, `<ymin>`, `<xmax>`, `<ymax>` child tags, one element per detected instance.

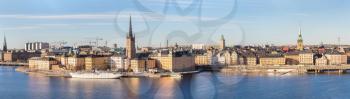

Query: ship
<box><xmin>69</xmin><ymin>72</ymin><xmax>122</xmax><ymax>79</ymax></box>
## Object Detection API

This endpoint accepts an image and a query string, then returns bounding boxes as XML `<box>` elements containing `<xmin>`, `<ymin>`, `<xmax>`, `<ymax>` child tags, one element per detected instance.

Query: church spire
<box><xmin>3</xmin><ymin>33</ymin><xmax>7</xmax><ymax>52</ymax></box>
<box><xmin>128</xmin><ymin>15</ymin><xmax>133</xmax><ymax>37</ymax></box>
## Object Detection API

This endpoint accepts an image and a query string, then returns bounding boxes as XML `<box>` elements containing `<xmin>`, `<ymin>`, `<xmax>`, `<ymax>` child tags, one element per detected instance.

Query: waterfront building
<box><xmin>25</xmin><ymin>42</ymin><xmax>49</xmax><ymax>51</ymax></box>
<box><xmin>299</xmin><ymin>52</ymin><xmax>314</xmax><ymax>65</ymax></box>
<box><xmin>130</xmin><ymin>59</ymin><xmax>146</xmax><ymax>72</ymax></box>
<box><xmin>246</xmin><ymin>55</ymin><xmax>257</xmax><ymax>66</ymax></box>
<box><xmin>259</xmin><ymin>54</ymin><xmax>285</xmax><ymax>66</ymax></box>
<box><xmin>28</xmin><ymin>57</ymin><xmax>58</xmax><ymax>71</ymax></box>
<box><xmin>66</xmin><ymin>56</ymin><xmax>85</xmax><ymax>71</ymax></box>
<box><xmin>126</xmin><ymin>16</ymin><xmax>136</xmax><ymax>59</ymax></box>
<box><xmin>231</xmin><ymin>51</ymin><xmax>239</xmax><ymax>65</ymax></box>
<box><xmin>109</xmin><ymin>56</ymin><xmax>125</xmax><ymax>71</ymax></box>
<box><xmin>4</xmin><ymin>51</ymin><xmax>40</xmax><ymax>62</ymax></box>
<box><xmin>285</xmin><ymin>52</ymin><xmax>300</xmax><ymax>65</ymax></box>
<box><xmin>217</xmin><ymin>51</ymin><xmax>231</xmax><ymax>65</ymax></box>
<box><xmin>150</xmin><ymin>50</ymin><xmax>195</xmax><ymax>72</ymax></box>
<box><xmin>195</xmin><ymin>55</ymin><xmax>210</xmax><ymax>66</ymax></box>
<box><xmin>315</xmin><ymin>55</ymin><xmax>328</xmax><ymax>65</ymax></box>
<box><xmin>85</xmin><ymin>56</ymin><xmax>109</xmax><ymax>71</ymax></box>
<box><xmin>325</xmin><ymin>52</ymin><xmax>347</xmax><ymax>65</ymax></box>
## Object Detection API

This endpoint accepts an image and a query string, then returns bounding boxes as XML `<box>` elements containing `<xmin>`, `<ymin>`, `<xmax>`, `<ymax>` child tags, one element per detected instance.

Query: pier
<box><xmin>0</xmin><ymin>62</ymin><xmax>28</xmax><ymax>66</ymax></box>
<box><xmin>202</xmin><ymin>65</ymin><xmax>350</xmax><ymax>73</ymax></box>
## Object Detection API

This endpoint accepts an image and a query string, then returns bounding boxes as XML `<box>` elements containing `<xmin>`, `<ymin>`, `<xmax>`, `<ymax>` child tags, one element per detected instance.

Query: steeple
<box><xmin>297</xmin><ymin>26</ymin><xmax>304</xmax><ymax>51</ymax></box>
<box><xmin>220</xmin><ymin>34</ymin><xmax>226</xmax><ymax>50</ymax></box>
<box><xmin>128</xmin><ymin>15</ymin><xmax>133</xmax><ymax>37</ymax></box>
<box><xmin>3</xmin><ymin>33</ymin><xmax>7</xmax><ymax>52</ymax></box>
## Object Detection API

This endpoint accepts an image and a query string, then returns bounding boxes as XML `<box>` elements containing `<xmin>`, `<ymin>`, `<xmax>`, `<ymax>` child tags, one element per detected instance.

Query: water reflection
<box><xmin>4</xmin><ymin>66</ymin><xmax>350</xmax><ymax>99</ymax></box>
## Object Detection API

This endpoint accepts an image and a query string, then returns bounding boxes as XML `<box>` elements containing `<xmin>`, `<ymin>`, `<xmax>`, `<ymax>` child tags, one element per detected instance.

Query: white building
<box><xmin>192</xmin><ymin>44</ymin><xmax>205</xmax><ymax>50</ymax></box>
<box><xmin>109</xmin><ymin>56</ymin><xmax>125</xmax><ymax>71</ymax></box>
<box><xmin>25</xmin><ymin>42</ymin><xmax>50</xmax><ymax>51</ymax></box>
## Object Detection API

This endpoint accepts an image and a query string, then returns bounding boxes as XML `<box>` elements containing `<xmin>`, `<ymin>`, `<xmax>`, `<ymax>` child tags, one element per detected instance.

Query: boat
<box><xmin>69</xmin><ymin>72</ymin><xmax>122</xmax><ymax>79</ymax></box>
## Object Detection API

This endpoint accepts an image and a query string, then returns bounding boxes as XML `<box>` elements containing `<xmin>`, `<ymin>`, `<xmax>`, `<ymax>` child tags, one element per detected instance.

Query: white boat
<box><xmin>70</xmin><ymin>72</ymin><xmax>121</xmax><ymax>79</ymax></box>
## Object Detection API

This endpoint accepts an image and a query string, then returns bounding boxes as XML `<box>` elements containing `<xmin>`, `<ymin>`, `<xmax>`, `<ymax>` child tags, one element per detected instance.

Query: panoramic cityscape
<box><xmin>2</xmin><ymin>0</ymin><xmax>350</xmax><ymax>99</ymax></box>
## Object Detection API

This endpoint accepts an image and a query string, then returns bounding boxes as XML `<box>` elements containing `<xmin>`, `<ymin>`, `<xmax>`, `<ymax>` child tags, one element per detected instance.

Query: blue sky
<box><xmin>0</xmin><ymin>0</ymin><xmax>350</xmax><ymax>49</ymax></box>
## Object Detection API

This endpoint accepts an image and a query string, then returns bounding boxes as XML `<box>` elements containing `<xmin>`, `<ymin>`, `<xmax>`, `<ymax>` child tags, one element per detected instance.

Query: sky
<box><xmin>0</xmin><ymin>0</ymin><xmax>350</xmax><ymax>49</ymax></box>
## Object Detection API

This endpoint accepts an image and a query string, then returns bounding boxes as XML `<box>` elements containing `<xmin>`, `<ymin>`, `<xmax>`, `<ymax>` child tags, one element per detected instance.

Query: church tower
<box><xmin>297</xmin><ymin>27</ymin><xmax>304</xmax><ymax>51</ymax></box>
<box><xmin>126</xmin><ymin>16</ymin><xmax>136</xmax><ymax>59</ymax></box>
<box><xmin>220</xmin><ymin>34</ymin><xmax>226</xmax><ymax>50</ymax></box>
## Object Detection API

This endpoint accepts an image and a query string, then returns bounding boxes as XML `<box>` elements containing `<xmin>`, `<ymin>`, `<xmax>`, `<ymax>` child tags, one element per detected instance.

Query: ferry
<box><xmin>69</xmin><ymin>72</ymin><xmax>122</xmax><ymax>79</ymax></box>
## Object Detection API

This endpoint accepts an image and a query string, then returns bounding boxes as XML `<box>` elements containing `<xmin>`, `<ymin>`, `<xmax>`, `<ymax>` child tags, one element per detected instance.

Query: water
<box><xmin>1</xmin><ymin>66</ymin><xmax>350</xmax><ymax>99</ymax></box>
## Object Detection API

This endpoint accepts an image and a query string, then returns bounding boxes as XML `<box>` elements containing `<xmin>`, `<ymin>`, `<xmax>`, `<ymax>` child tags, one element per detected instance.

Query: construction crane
<box><xmin>84</xmin><ymin>37</ymin><xmax>103</xmax><ymax>47</ymax></box>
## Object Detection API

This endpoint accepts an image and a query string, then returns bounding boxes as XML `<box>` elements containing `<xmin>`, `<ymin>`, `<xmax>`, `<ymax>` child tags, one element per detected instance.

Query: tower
<box><xmin>220</xmin><ymin>34</ymin><xmax>225</xmax><ymax>50</ymax></box>
<box><xmin>126</xmin><ymin>16</ymin><xmax>136</xmax><ymax>59</ymax></box>
<box><xmin>297</xmin><ymin>27</ymin><xmax>304</xmax><ymax>51</ymax></box>
<box><xmin>3</xmin><ymin>34</ymin><xmax>7</xmax><ymax>52</ymax></box>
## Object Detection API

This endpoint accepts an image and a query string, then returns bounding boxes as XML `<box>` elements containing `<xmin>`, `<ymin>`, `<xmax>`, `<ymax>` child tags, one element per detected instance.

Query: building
<box><xmin>299</xmin><ymin>52</ymin><xmax>314</xmax><ymax>65</ymax></box>
<box><xmin>3</xmin><ymin>34</ymin><xmax>7</xmax><ymax>52</ymax></box>
<box><xmin>259</xmin><ymin>54</ymin><xmax>285</xmax><ymax>66</ymax></box>
<box><xmin>231</xmin><ymin>51</ymin><xmax>238</xmax><ymax>65</ymax></box>
<box><xmin>217</xmin><ymin>51</ymin><xmax>231</xmax><ymax>65</ymax></box>
<box><xmin>126</xmin><ymin>16</ymin><xmax>136</xmax><ymax>59</ymax></box>
<box><xmin>109</xmin><ymin>56</ymin><xmax>125</xmax><ymax>71</ymax></box>
<box><xmin>150</xmin><ymin>50</ymin><xmax>195</xmax><ymax>72</ymax></box>
<box><xmin>285</xmin><ymin>52</ymin><xmax>300</xmax><ymax>65</ymax></box>
<box><xmin>195</xmin><ymin>55</ymin><xmax>210</xmax><ymax>66</ymax></box>
<box><xmin>66</xmin><ymin>56</ymin><xmax>85</xmax><ymax>71</ymax></box>
<box><xmin>192</xmin><ymin>44</ymin><xmax>205</xmax><ymax>50</ymax></box>
<box><xmin>296</xmin><ymin>27</ymin><xmax>304</xmax><ymax>51</ymax></box>
<box><xmin>325</xmin><ymin>52</ymin><xmax>347</xmax><ymax>65</ymax></box>
<box><xmin>130</xmin><ymin>59</ymin><xmax>146</xmax><ymax>72</ymax></box>
<box><xmin>85</xmin><ymin>56</ymin><xmax>109</xmax><ymax>71</ymax></box>
<box><xmin>25</xmin><ymin>42</ymin><xmax>50</xmax><ymax>51</ymax></box>
<box><xmin>315</xmin><ymin>55</ymin><xmax>328</xmax><ymax>65</ymax></box>
<box><xmin>28</xmin><ymin>57</ymin><xmax>58</xmax><ymax>70</ymax></box>
<box><xmin>4</xmin><ymin>51</ymin><xmax>40</xmax><ymax>62</ymax></box>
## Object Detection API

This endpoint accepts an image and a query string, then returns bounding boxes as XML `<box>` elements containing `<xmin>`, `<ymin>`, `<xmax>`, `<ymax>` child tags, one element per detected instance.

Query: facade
<box><xmin>195</xmin><ymin>55</ymin><xmax>210</xmax><ymax>66</ymax></box>
<box><xmin>25</xmin><ymin>42</ymin><xmax>50</xmax><ymax>51</ymax></box>
<box><xmin>315</xmin><ymin>55</ymin><xmax>328</xmax><ymax>65</ymax></box>
<box><xmin>85</xmin><ymin>56</ymin><xmax>109</xmax><ymax>71</ymax></box>
<box><xmin>109</xmin><ymin>56</ymin><xmax>125</xmax><ymax>71</ymax></box>
<box><xmin>192</xmin><ymin>44</ymin><xmax>205</xmax><ymax>50</ymax></box>
<box><xmin>325</xmin><ymin>53</ymin><xmax>347</xmax><ymax>65</ymax></box>
<box><xmin>299</xmin><ymin>52</ymin><xmax>314</xmax><ymax>65</ymax></box>
<box><xmin>130</xmin><ymin>59</ymin><xmax>146</xmax><ymax>72</ymax></box>
<box><xmin>285</xmin><ymin>52</ymin><xmax>300</xmax><ymax>65</ymax></box>
<box><xmin>150</xmin><ymin>51</ymin><xmax>195</xmax><ymax>72</ymax></box>
<box><xmin>259</xmin><ymin>55</ymin><xmax>285</xmax><ymax>65</ymax></box>
<box><xmin>4</xmin><ymin>51</ymin><xmax>40</xmax><ymax>62</ymax></box>
<box><xmin>28</xmin><ymin>57</ymin><xmax>58</xmax><ymax>70</ymax></box>
<box><xmin>66</xmin><ymin>56</ymin><xmax>85</xmax><ymax>71</ymax></box>
<box><xmin>231</xmin><ymin>51</ymin><xmax>238</xmax><ymax>65</ymax></box>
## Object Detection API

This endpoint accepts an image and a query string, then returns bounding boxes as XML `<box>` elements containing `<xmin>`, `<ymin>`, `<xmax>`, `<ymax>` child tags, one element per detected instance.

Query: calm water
<box><xmin>1</xmin><ymin>66</ymin><xmax>350</xmax><ymax>99</ymax></box>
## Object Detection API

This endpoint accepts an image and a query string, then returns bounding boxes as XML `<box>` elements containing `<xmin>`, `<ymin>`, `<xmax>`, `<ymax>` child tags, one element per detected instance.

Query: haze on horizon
<box><xmin>0</xmin><ymin>0</ymin><xmax>349</xmax><ymax>49</ymax></box>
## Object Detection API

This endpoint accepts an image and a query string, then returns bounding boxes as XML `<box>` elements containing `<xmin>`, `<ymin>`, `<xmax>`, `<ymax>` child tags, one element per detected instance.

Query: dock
<box><xmin>214</xmin><ymin>65</ymin><xmax>350</xmax><ymax>73</ymax></box>
<box><xmin>0</xmin><ymin>62</ymin><xmax>28</xmax><ymax>66</ymax></box>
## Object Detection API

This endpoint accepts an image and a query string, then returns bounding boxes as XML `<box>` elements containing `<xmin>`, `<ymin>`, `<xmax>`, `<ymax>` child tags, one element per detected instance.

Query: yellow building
<box><xmin>195</xmin><ymin>55</ymin><xmax>209</xmax><ymax>66</ymax></box>
<box><xmin>67</xmin><ymin>56</ymin><xmax>85</xmax><ymax>71</ymax></box>
<box><xmin>325</xmin><ymin>53</ymin><xmax>347</xmax><ymax>65</ymax></box>
<box><xmin>85</xmin><ymin>56</ymin><xmax>109</xmax><ymax>71</ymax></box>
<box><xmin>285</xmin><ymin>52</ymin><xmax>300</xmax><ymax>65</ymax></box>
<box><xmin>28</xmin><ymin>57</ymin><xmax>58</xmax><ymax>70</ymax></box>
<box><xmin>246</xmin><ymin>56</ymin><xmax>257</xmax><ymax>66</ymax></box>
<box><xmin>296</xmin><ymin>27</ymin><xmax>304</xmax><ymax>51</ymax></box>
<box><xmin>259</xmin><ymin>55</ymin><xmax>285</xmax><ymax>66</ymax></box>
<box><xmin>299</xmin><ymin>52</ymin><xmax>314</xmax><ymax>65</ymax></box>
<box><xmin>130</xmin><ymin>59</ymin><xmax>146</xmax><ymax>72</ymax></box>
<box><xmin>151</xmin><ymin>51</ymin><xmax>195</xmax><ymax>72</ymax></box>
<box><xmin>315</xmin><ymin>55</ymin><xmax>328</xmax><ymax>65</ymax></box>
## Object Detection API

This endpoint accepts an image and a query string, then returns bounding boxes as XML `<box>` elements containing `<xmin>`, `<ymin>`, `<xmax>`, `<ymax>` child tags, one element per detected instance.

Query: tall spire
<box><xmin>3</xmin><ymin>33</ymin><xmax>7</xmax><ymax>51</ymax></box>
<box><xmin>128</xmin><ymin>15</ymin><xmax>133</xmax><ymax>37</ymax></box>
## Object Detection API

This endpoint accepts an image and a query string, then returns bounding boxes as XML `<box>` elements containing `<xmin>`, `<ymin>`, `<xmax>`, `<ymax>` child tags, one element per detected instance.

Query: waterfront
<box><xmin>2</xmin><ymin>66</ymin><xmax>350</xmax><ymax>99</ymax></box>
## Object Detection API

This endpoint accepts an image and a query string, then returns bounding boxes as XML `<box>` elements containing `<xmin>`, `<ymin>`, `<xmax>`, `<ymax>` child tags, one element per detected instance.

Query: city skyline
<box><xmin>0</xmin><ymin>0</ymin><xmax>350</xmax><ymax>49</ymax></box>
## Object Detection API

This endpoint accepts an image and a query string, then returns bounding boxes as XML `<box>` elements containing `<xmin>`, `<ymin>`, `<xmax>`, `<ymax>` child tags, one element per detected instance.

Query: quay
<box><xmin>0</xmin><ymin>62</ymin><xmax>28</xmax><ymax>66</ymax></box>
<box><xmin>200</xmin><ymin>65</ymin><xmax>350</xmax><ymax>73</ymax></box>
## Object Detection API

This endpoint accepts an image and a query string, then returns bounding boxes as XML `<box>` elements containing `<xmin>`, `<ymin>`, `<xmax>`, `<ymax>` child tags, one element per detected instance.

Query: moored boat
<box><xmin>69</xmin><ymin>72</ymin><xmax>121</xmax><ymax>79</ymax></box>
